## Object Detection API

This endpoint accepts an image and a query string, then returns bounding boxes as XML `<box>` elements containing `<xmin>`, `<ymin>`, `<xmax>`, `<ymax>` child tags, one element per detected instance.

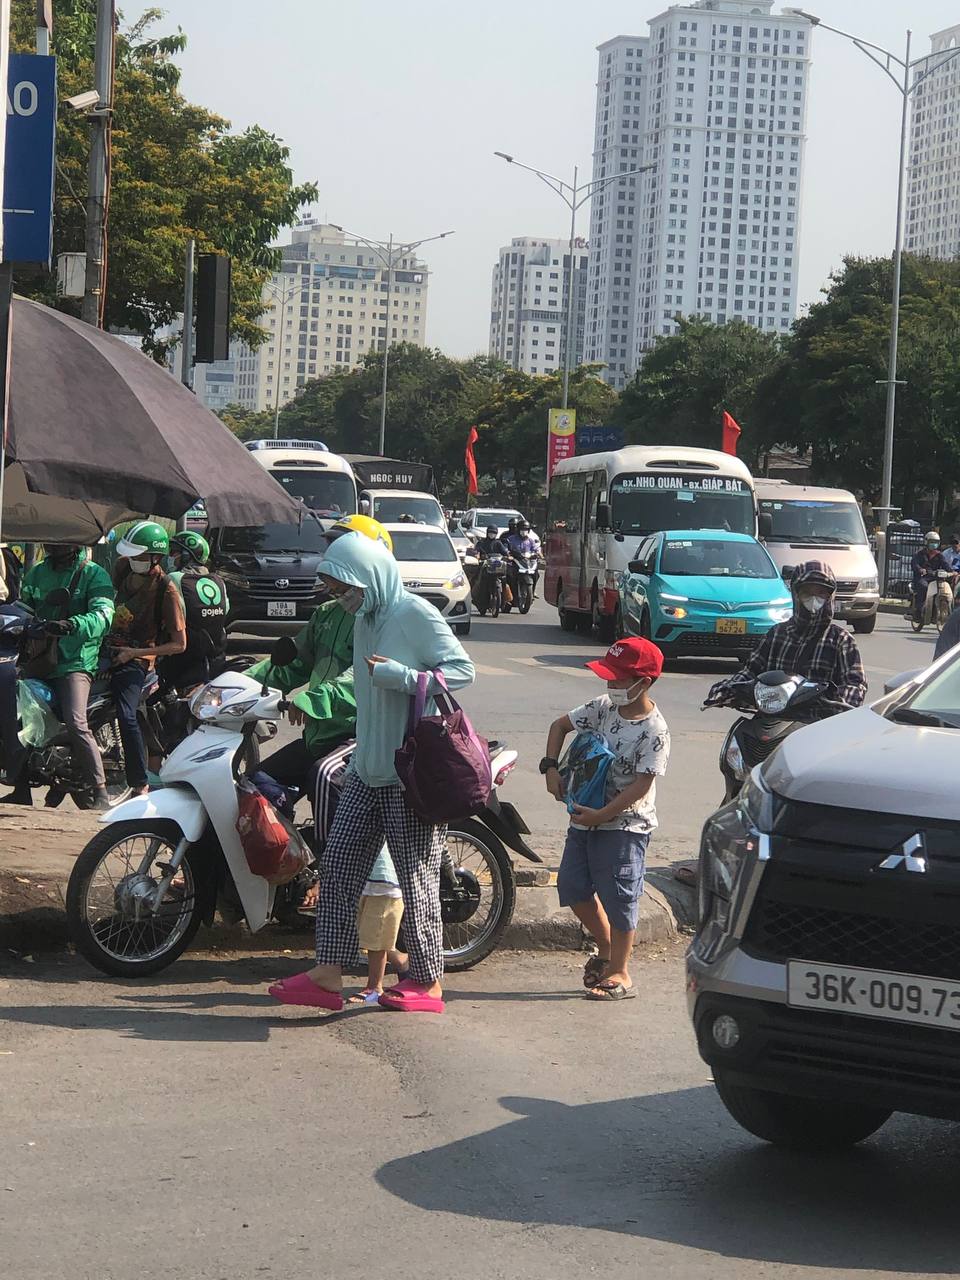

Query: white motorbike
<box><xmin>66</xmin><ymin>670</ymin><xmax>540</xmax><ymax>977</ymax></box>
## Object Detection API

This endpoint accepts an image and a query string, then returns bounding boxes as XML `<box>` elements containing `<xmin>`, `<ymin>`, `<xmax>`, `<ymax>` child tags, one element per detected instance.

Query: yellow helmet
<box><xmin>327</xmin><ymin>513</ymin><xmax>394</xmax><ymax>554</ymax></box>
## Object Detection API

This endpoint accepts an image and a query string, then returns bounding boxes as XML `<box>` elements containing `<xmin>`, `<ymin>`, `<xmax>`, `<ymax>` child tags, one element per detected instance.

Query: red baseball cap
<box><xmin>586</xmin><ymin>636</ymin><xmax>664</xmax><ymax>682</ymax></box>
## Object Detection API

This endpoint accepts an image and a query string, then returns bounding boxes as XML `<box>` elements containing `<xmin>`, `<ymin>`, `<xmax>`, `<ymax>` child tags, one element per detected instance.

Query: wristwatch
<box><xmin>539</xmin><ymin>756</ymin><xmax>560</xmax><ymax>775</ymax></box>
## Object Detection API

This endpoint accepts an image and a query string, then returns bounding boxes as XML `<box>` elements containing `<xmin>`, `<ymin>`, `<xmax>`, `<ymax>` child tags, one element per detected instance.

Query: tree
<box><xmin>11</xmin><ymin>2</ymin><xmax>317</xmax><ymax>356</ymax></box>
<box><xmin>612</xmin><ymin>318</ymin><xmax>782</xmax><ymax>466</ymax></box>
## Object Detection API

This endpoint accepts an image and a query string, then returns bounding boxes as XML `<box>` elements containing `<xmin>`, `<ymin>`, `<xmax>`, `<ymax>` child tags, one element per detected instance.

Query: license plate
<box><xmin>787</xmin><ymin>960</ymin><xmax>960</xmax><ymax>1031</ymax></box>
<box><xmin>715</xmin><ymin>618</ymin><xmax>747</xmax><ymax>635</ymax></box>
<box><xmin>267</xmin><ymin>601</ymin><xmax>296</xmax><ymax>619</ymax></box>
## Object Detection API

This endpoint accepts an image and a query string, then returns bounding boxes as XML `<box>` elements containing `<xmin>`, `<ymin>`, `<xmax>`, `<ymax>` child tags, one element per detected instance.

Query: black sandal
<box><xmin>582</xmin><ymin>955</ymin><xmax>609</xmax><ymax>988</ymax></box>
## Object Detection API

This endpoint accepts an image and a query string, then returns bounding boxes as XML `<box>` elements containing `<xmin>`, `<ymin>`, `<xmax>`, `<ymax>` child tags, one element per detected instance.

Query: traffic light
<box><xmin>195</xmin><ymin>253</ymin><xmax>231</xmax><ymax>363</ymax></box>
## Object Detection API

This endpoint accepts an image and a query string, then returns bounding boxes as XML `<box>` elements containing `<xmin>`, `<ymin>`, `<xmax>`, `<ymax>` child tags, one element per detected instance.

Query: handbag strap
<box><xmin>406</xmin><ymin>670</ymin><xmax>430</xmax><ymax>737</ymax></box>
<box><xmin>59</xmin><ymin>564</ymin><xmax>86</xmax><ymax>620</ymax></box>
<box><xmin>431</xmin><ymin>668</ymin><xmax>459</xmax><ymax>716</ymax></box>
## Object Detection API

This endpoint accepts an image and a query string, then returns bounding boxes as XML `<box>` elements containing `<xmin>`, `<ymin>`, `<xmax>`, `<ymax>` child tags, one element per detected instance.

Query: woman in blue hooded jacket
<box><xmin>269</xmin><ymin>531</ymin><xmax>475</xmax><ymax>1014</ymax></box>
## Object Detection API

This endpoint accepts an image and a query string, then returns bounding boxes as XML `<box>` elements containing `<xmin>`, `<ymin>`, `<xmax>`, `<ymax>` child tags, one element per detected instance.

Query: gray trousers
<box><xmin>55</xmin><ymin>673</ymin><xmax>106</xmax><ymax>789</ymax></box>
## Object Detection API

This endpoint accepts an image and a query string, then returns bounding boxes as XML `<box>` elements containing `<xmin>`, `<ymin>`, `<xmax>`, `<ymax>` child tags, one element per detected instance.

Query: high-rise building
<box><xmin>488</xmin><ymin>236</ymin><xmax>589</xmax><ymax>376</ymax></box>
<box><xmin>586</xmin><ymin>2</ymin><xmax>812</xmax><ymax>389</ymax></box>
<box><xmin>196</xmin><ymin>221</ymin><xmax>431</xmax><ymax>415</ymax></box>
<box><xmin>906</xmin><ymin>26</ymin><xmax>960</xmax><ymax>260</ymax></box>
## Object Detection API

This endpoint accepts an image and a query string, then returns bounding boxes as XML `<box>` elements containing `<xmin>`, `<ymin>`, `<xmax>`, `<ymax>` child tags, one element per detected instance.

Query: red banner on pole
<box><xmin>722</xmin><ymin>411</ymin><xmax>742</xmax><ymax>456</ymax></box>
<box><xmin>465</xmin><ymin>425</ymin><xmax>479</xmax><ymax>496</ymax></box>
<box><xmin>547</xmin><ymin>408</ymin><xmax>576</xmax><ymax>486</ymax></box>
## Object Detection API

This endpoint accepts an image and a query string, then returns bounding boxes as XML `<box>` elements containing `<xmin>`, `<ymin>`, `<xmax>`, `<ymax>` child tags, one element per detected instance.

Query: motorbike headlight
<box><xmin>189</xmin><ymin>684</ymin><xmax>243</xmax><ymax>719</ymax></box>
<box><xmin>724</xmin><ymin>735</ymin><xmax>746</xmax><ymax>780</ymax></box>
<box><xmin>859</xmin><ymin>575</ymin><xmax>879</xmax><ymax>593</ymax></box>
<box><xmin>754</xmin><ymin>682</ymin><xmax>792</xmax><ymax>714</ymax></box>
<box><xmin>443</xmin><ymin>572</ymin><xmax>466</xmax><ymax>590</ymax></box>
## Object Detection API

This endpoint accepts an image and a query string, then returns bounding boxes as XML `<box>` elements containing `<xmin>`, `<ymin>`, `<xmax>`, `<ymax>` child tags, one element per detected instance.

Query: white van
<box><xmin>755</xmin><ymin>480</ymin><xmax>879</xmax><ymax>633</ymax></box>
<box><xmin>245</xmin><ymin>439</ymin><xmax>357</xmax><ymax>527</ymax></box>
<box><xmin>359</xmin><ymin>488</ymin><xmax>445</xmax><ymax>529</ymax></box>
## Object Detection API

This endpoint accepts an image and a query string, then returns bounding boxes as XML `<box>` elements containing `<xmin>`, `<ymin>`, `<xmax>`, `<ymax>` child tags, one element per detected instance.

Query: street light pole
<box><xmin>494</xmin><ymin>152</ymin><xmax>656</xmax><ymax>408</ymax></box>
<box><xmin>789</xmin><ymin>12</ymin><xmax>960</xmax><ymax>519</ymax></box>
<box><xmin>80</xmin><ymin>0</ymin><xmax>114</xmax><ymax>327</ymax></box>
<box><xmin>261</xmin><ymin>272</ymin><xmax>300</xmax><ymax>438</ymax></box>
<box><xmin>330</xmin><ymin>225</ymin><xmax>454</xmax><ymax>455</ymax></box>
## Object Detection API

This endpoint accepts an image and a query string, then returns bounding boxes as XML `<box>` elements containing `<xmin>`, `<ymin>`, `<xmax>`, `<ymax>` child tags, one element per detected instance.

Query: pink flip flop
<box><xmin>378</xmin><ymin>978</ymin><xmax>445</xmax><ymax>1014</ymax></box>
<box><xmin>268</xmin><ymin>972</ymin><xmax>344</xmax><ymax>1011</ymax></box>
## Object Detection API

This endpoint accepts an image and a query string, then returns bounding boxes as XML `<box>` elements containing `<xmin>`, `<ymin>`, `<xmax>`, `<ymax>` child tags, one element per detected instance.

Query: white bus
<box><xmin>545</xmin><ymin>445</ymin><xmax>755</xmax><ymax>640</ymax></box>
<box><xmin>245</xmin><ymin>439</ymin><xmax>358</xmax><ymax>526</ymax></box>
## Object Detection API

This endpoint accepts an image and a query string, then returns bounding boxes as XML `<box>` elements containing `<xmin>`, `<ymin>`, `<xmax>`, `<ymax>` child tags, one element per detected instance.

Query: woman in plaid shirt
<box><xmin>707</xmin><ymin>562</ymin><xmax>867</xmax><ymax>709</ymax></box>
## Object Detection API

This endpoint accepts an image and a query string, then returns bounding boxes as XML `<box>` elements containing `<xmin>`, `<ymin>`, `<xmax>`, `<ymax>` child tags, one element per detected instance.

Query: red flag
<box><xmin>722</xmin><ymin>411</ymin><xmax>742</xmax><ymax>456</ymax></box>
<box><xmin>465</xmin><ymin>425</ymin><xmax>479</xmax><ymax>496</ymax></box>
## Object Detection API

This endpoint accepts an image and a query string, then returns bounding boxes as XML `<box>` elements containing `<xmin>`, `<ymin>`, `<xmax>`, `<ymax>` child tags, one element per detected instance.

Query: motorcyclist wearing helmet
<box><xmin>473</xmin><ymin>525</ymin><xmax>509</xmax><ymax>614</ymax></box>
<box><xmin>161</xmin><ymin>530</ymin><xmax>230</xmax><ymax>693</ymax></box>
<box><xmin>505</xmin><ymin>518</ymin><xmax>541</xmax><ymax>558</ymax></box>
<box><xmin>910</xmin><ymin>531</ymin><xmax>953</xmax><ymax>622</ymax></box>
<box><xmin>706</xmin><ymin>561</ymin><xmax>867</xmax><ymax>711</ymax></box>
<box><xmin>245</xmin><ymin>515</ymin><xmax>395</xmax><ymax>796</ymax></box>
<box><xmin>108</xmin><ymin>521</ymin><xmax>187</xmax><ymax>797</ymax></box>
<box><xmin>1</xmin><ymin>543</ymin><xmax>115</xmax><ymax>808</ymax></box>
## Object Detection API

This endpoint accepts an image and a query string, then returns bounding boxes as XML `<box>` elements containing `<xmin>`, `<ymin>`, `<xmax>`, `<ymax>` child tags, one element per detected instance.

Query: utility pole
<box><xmin>81</xmin><ymin>0</ymin><xmax>115</xmax><ymax>327</ymax></box>
<box><xmin>36</xmin><ymin>0</ymin><xmax>51</xmax><ymax>54</ymax></box>
<box><xmin>181</xmin><ymin>239</ymin><xmax>195</xmax><ymax>390</ymax></box>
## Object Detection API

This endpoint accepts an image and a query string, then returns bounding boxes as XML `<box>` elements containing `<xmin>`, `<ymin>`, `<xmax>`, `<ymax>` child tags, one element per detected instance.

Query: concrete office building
<box><xmin>586</xmin><ymin>1</ymin><xmax>812</xmax><ymax>388</ymax></box>
<box><xmin>488</xmin><ymin>236</ymin><xmax>589</xmax><ymax>375</ymax></box>
<box><xmin>906</xmin><ymin>25</ymin><xmax>960</xmax><ymax>259</ymax></box>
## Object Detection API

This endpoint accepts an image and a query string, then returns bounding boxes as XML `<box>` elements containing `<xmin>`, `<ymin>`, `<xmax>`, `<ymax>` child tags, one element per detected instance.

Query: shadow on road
<box><xmin>376</xmin><ymin>1091</ymin><xmax>959</xmax><ymax>1272</ymax></box>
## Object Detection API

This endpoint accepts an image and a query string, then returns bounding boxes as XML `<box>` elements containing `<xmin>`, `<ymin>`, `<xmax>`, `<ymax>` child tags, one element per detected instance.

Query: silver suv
<box><xmin>688</xmin><ymin>649</ymin><xmax>960</xmax><ymax>1150</ymax></box>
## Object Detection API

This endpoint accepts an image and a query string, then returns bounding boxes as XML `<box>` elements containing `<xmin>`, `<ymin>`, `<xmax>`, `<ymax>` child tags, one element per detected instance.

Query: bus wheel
<box><xmin>597</xmin><ymin>604</ymin><xmax>617</xmax><ymax>644</ymax></box>
<box><xmin>558</xmin><ymin>586</ymin><xmax>578</xmax><ymax>633</ymax></box>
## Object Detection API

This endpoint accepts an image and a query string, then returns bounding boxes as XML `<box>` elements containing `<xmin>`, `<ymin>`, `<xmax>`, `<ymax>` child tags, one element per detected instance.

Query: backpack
<box><xmin>179</xmin><ymin>570</ymin><xmax>228</xmax><ymax>660</ymax></box>
<box><xmin>394</xmin><ymin>671</ymin><xmax>490</xmax><ymax>824</ymax></box>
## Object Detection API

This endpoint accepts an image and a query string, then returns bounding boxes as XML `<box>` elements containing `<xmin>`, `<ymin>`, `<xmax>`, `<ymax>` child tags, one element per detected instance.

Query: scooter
<box><xmin>505</xmin><ymin>550</ymin><xmax>538</xmax><ymax>615</ymax></box>
<box><xmin>66</xmin><ymin>668</ymin><xmax>541</xmax><ymax>977</ymax></box>
<box><xmin>475</xmin><ymin>553</ymin><xmax>508</xmax><ymax>618</ymax></box>
<box><xmin>705</xmin><ymin>670</ymin><xmax>848</xmax><ymax>803</ymax></box>
<box><xmin>909</xmin><ymin>569</ymin><xmax>956</xmax><ymax>634</ymax></box>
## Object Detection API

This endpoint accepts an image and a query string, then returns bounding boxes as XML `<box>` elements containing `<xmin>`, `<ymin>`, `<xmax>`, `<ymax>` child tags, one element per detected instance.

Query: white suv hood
<box><xmin>763</xmin><ymin>705</ymin><xmax>960</xmax><ymax>821</ymax></box>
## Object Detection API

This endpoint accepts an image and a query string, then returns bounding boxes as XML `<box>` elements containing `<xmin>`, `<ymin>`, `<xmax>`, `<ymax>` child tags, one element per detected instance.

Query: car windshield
<box><xmin>897</xmin><ymin>656</ymin><xmax>960</xmax><ymax>728</ymax></box>
<box><xmin>273</xmin><ymin>469</ymin><xmax>356</xmax><ymax>518</ymax></box>
<box><xmin>373</xmin><ymin>496</ymin><xmax>444</xmax><ymax>527</ymax></box>
<box><xmin>217</xmin><ymin>521</ymin><xmax>328</xmax><ymax>555</ymax></box>
<box><xmin>659</xmin><ymin>538</ymin><xmax>777</xmax><ymax>579</ymax></box>
<box><xmin>475</xmin><ymin>510</ymin><xmax>521</xmax><ymax>527</ymax></box>
<box><xmin>390</xmin><ymin>531</ymin><xmax>457</xmax><ymax>563</ymax></box>
<box><xmin>611</xmin><ymin>473</ymin><xmax>754</xmax><ymax>535</ymax></box>
<box><xmin>760</xmin><ymin>499</ymin><xmax>867</xmax><ymax>546</ymax></box>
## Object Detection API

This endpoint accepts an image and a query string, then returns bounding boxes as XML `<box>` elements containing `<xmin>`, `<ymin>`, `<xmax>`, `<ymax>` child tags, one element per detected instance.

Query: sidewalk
<box><xmin>0</xmin><ymin>807</ymin><xmax>694</xmax><ymax>958</ymax></box>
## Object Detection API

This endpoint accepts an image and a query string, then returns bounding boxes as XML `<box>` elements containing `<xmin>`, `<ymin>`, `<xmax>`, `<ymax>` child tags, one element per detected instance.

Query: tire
<box><xmin>597</xmin><ymin>606</ymin><xmax>617</xmax><ymax>644</ymax></box>
<box><xmin>558</xmin><ymin>585</ymin><xmax>578</xmax><ymax>632</ymax></box>
<box><xmin>852</xmin><ymin>614</ymin><xmax>877</xmax><ymax>635</ymax></box>
<box><xmin>454</xmin><ymin>619</ymin><xmax>472</xmax><ymax>636</ymax></box>
<box><xmin>441</xmin><ymin>819</ymin><xmax>516</xmax><ymax>971</ymax></box>
<box><xmin>491</xmin><ymin>581</ymin><xmax>501</xmax><ymax>618</ymax></box>
<box><xmin>713</xmin><ymin>1068</ymin><xmax>891</xmax><ymax>1150</ymax></box>
<box><xmin>66</xmin><ymin>821</ymin><xmax>206</xmax><ymax>978</ymax></box>
<box><xmin>639</xmin><ymin>607</ymin><xmax>653</xmax><ymax>641</ymax></box>
<box><xmin>937</xmin><ymin>594</ymin><xmax>951</xmax><ymax>633</ymax></box>
<box><xmin>518</xmin><ymin>581</ymin><xmax>532</xmax><ymax>614</ymax></box>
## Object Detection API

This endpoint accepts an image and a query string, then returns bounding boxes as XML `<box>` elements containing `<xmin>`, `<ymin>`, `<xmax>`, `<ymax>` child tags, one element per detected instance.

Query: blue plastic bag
<box><xmin>559</xmin><ymin>731</ymin><xmax>616</xmax><ymax>815</ymax></box>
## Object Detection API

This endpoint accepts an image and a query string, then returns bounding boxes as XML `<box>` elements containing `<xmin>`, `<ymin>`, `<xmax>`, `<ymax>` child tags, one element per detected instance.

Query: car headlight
<box><xmin>662</xmin><ymin>605</ymin><xmax>687</xmax><ymax>619</ymax></box>
<box><xmin>443</xmin><ymin>572</ymin><xmax>466</xmax><ymax>590</ymax></box>
<box><xmin>724</xmin><ymin>735</ymin><xmax>746</xmax><ymax>780</ymax></box>
<box><xmin>859</xmin><ymin>575</ymin><xmax>879</xmax><ymax>593</ymax></box>
<box><xmin>189</xmin><ymin>684</ymin><xmax>243</xmax><ymax>719</ymax></box>
<box><xmin>661</xmin><ymin>593</ymin><xmax>689</xmax><ymax>602</ymax></box>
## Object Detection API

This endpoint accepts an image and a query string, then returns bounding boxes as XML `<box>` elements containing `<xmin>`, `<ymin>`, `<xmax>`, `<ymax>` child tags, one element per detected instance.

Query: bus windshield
<box><xmin>611</xmin><ymin>472</ymin><xmax>754</xmax><ymax>536</ymax></box>
<box><xmin>273</xmin><ymin>469</ymin><xmax>356</xmax><ymax>518</ymax></box>
<box><xmin>759</xmin><ymin>499</ymin><xmax>866</xmax><ymax>546</ymax></box>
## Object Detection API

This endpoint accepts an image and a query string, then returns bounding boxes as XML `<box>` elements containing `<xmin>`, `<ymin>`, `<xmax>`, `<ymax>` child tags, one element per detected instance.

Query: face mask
<box><xmin>928</xmin><ymin>544</ymin><xmax>940</xmax><ymax>552</ymax></box>
<box><xmin>608</xmin><ymin>679</ymin><xmax>646</xmax><ymax>707</ymax></box>
<box><xmin>46</xmin><ymin>545</ymin><xmax>79</xmax><ymax>567</ymax></box>
<box><xmin>336</xmin><ymin>587</ymin><xmax>364</xmax><ymax>615</ymax></box>
<box><xmin>800</xmin><ymin>595</ymin><xmax>827</xmax><ymax>614</ymax></box>
<box><xmin>128</xmin><ymin>556</ymin><xmax>152</xmax><ymax>576</ymax></box>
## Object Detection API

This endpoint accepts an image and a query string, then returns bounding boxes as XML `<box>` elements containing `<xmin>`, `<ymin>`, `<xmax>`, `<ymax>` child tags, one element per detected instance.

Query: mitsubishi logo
<box><xmin>877</xmin><ymin>832</ymin><xmax>927</xmax><ymax>874</ymax></box>
<box><xmin>408</xmin><ymin>581</ymin><xmax>423</xmax><ymax>589</ymax></box>
<box><xmin>274</xmin><ymin>578</ymin><xmax>290</xmax><ymax>589</ymax></box>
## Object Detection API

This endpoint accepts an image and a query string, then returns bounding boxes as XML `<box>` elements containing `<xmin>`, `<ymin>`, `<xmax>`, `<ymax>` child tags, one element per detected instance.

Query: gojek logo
<box><xmin>196</xmin><ymin>578</ymin><xmax>223</xmax><ymax>608</ymax></box>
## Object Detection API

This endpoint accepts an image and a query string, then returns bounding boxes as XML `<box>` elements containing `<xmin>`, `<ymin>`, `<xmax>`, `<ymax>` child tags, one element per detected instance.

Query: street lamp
<box><xmin>263</xmin><ymin>270</ymin><xmax>302</xmax><ymax>439</ymax></box>
<box><xmin>788</xmin><ymin>11</ymin><xmax>960</xmax><ymax>520</ymax></box>
<box><xmin>494</xmin><ymin>151</ymin><xmax>656</xmax><ymax>408</ymax></box>
<box><xmin>331</xmin><ymin>224</ymin><xmax>454</xmax><ymax>455</ymax></box>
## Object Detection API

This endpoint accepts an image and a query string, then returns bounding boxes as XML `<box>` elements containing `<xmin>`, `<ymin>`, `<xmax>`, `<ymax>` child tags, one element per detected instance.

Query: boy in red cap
<box><xmin>541</xmin><ymin>636</ymin><xmax>670</xmax><ymax>1001</ymax></box>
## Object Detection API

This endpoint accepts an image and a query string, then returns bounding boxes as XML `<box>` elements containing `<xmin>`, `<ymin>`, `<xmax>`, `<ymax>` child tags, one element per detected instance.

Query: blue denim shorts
<box><xmin>557</xmin><ymin>827</ymin><xmax>649</xmax><ymax>932</ymax></box>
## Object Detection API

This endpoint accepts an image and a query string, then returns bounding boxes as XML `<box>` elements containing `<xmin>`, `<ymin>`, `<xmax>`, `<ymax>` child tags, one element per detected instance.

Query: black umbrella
<box><xmin>0</xmin><ymin>297</ymin><xmax>303</xmax><ymax>541</ymax></box>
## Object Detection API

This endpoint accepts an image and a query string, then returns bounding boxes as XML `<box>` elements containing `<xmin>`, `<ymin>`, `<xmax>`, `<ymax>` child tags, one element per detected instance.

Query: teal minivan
<box><xmin>618</xmin><ymin>529</ymin><xmax>792</xmax><ymax>659</ymax></box>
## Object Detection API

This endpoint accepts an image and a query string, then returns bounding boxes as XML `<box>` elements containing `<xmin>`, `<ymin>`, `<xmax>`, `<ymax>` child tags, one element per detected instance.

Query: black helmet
<box><xmin>507</xmin><ymin>517</ymin><xmax>519</xmax><ymax>533</ymax></box>
<box><xmin>486</xmin><ymin>525</ymin><xmax>499</xmax><ymax>539</ymax></box>
<box><xmin>518</xmin><ymin>519</ymin><xmax>530</xmax><ymax>533</ymax></box>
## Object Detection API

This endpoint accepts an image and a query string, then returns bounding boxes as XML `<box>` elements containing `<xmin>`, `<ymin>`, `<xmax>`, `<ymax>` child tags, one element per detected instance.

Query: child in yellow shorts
<box><xmin>349</xmin><ymin>847</ymin><xmax>406</xmax><ymax>1004</ymax></box>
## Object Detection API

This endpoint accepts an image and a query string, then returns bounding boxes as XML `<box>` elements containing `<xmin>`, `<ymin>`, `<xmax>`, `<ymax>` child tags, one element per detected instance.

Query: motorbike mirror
<box><xmin>270</xmin><ymin>635</ymin><xmax>298</xmax><ymax>666</ymax></box>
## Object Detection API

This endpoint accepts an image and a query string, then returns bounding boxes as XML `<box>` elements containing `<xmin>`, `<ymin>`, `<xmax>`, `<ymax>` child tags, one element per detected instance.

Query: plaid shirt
<box><xmin>709</xmin><ymin>618</ymin><xmax>867</xmax><ymax>709</ymax></box>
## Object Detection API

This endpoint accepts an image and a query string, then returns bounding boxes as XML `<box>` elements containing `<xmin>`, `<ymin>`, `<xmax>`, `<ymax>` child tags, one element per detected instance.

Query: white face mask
<box><xmin>336</xmin><ymin>587</ymin><xmax>364</xmax><ymax>615</ymax></box>
<box><xmin>128</xmin><ymin>556</ymin><xmax>152</xmax><ymax>576</ymax></box>
<box><xmin>608</xmin><ymin>679</ymin><xmax>646</xmax><ymax>707</ymax></box>
<box><xmin>800</xmin><ymin>595</ymin><xmax>827</xmax><ymax>615</ymax></box>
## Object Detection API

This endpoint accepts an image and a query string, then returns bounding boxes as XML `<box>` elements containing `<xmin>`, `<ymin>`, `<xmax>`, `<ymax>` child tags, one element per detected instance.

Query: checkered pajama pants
<box><xmin>313</xmin><ymin>771</ymin><xmax>447</xmax><ymax>984</ymax></box>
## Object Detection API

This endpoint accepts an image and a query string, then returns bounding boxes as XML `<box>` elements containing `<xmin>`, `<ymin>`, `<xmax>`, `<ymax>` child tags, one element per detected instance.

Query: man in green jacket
<box><xmin>2</xmin><ymin>544</ymin><xmax>115</xmax><ymax>808</ymax></box>
<box><xmin>248</xmin><ymin>598</ymin><xmax>356</xmax><ymax>793</ymax></box>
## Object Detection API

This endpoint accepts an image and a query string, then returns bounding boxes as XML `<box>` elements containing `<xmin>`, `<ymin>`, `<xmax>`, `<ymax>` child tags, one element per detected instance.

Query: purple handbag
<box><xmin>394</xmin><ymin>671</ymin><xmax>491</xmax><ymax>823</ymax></box>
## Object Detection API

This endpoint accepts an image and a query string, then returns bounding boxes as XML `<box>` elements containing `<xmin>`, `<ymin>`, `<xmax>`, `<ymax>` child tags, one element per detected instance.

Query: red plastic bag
<box><xmin>235</xmin><ymin>777</ymin><xmax>309</xmax><ymax>885</ymax></box>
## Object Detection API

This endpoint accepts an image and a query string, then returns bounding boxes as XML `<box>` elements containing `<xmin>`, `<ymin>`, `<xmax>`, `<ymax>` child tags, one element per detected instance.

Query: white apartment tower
<box><xmin>906</xmin><ymin>26</ymin><xmax>960</xmax><ymax>259</ymax></box>
<box><xmin>488</xmin><ymin>236</ymin><xmax>589</xmax><ymax>375</ymax></box>
<box><xmin>197</xmin><ymin>221</ymin><xmax>431</xmax><ymax>415</ymax></box>
<box><xmin>586</xmin><ymin>1</ymin><xmax>812</xmax><ymax>389</ymax></box>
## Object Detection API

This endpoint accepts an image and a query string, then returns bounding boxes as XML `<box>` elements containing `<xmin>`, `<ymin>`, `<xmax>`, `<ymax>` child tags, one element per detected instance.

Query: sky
<box><xmin>125</xmin><ymin>0</ymin><xmax>960</xmax><ymax>357</ymax></box>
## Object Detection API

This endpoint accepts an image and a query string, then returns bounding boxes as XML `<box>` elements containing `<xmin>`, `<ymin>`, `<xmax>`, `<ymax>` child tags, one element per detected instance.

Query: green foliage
<box><xmin>10</xmin><ymin>1</ymin><xmax>316</xmax><ymax>357</ymax></box>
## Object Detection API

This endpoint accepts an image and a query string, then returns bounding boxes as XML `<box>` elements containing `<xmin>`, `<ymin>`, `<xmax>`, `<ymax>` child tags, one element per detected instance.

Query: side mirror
<box><xmin>884</xmin><ymin>669</ymin><xmax>923</xmax><ymax>695</ymax></box>
<box><xmin>359</xmin><ymin>497</ymin><xmax>371</xmax><ymax>514</ymax></box>
<box><xmin>758</xmin><ymin>511</ymin><xmax>773</xmax><ymax>539</ymax></box>
<box><xmin>781</xmin><ymin>564</ymin><xmax>796</xmax><ymax>582</ymax></box>
<box><xmin>628</xmin><ymin>560</ymin><xmax>645</xmax><ymax>575</ymax></box>
<box><xmin>597</xmin><ymin>501</ymin><xmax>612</xmax><ymax>531</ymax></box>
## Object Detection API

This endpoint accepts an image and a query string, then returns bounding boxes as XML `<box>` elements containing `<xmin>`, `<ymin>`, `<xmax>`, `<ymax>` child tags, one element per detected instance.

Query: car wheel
<box><xmin>713</xmin><ymin>1068</ymin><xmax>891</xmax><ymax>1150</ymax></box>
<box><xmin>852</xmin><ymin>614</ymin><xmax>877</xmax><ymax>635</ymax></box>
<box><xmin>454</xmin><ymin>619</ymin><xmax>471</xmax><ymax>637</ymax></box>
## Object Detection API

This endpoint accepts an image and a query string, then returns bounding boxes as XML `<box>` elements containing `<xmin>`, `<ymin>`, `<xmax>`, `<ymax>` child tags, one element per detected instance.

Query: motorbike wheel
<box><xmin>518</xmin><ymin>581</ymin><xmax>532</xmax><ymax>614</ymax></box>
<box><xmin>937</xmin><ymin>593</ymin><xmax>951</xmax><ymax>632</ymax></box>
<box><xmin>66</xmin><ymin>820</ymin><xmax>205</xmax><ymax>977</ymax></box>
<box><xmin>441</xmin><ymin>819</ymin><xmax>516</xmax><ymax>971</ymax></box>
<box><xmin>491</xmin><ymin>580</ymin><xmax>501</xmax><ymax>618</ymax></box>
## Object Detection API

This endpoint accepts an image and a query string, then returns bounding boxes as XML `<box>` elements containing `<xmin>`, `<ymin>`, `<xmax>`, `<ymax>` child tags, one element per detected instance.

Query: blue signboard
<box><xmin>577</xmin><ymin>424</ymin><xmax>624</xmax><ymax>454</ymax></box>
<box><xmin>3</xmin><ymin>54</ymin><xmax>57</xmax><ymax>266</ymax></box>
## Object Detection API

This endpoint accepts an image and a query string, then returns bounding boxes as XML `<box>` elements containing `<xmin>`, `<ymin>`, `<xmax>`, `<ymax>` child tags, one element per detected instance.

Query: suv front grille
<box><xmin>244</xmin><ymin>575</ymin><xmax>320</xmax><ymax>602</ymax></box>
<box><xmin>835</xmin><ymin>579</ymin><xmax>859</xmax><ymax>594</ymax></box>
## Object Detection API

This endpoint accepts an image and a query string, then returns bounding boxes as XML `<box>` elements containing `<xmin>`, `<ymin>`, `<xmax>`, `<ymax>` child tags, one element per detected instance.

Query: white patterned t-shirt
<box><xmin>567</xmin><ymin>697</ymin><xmax>670</xmax><ymax>834</ymax></box>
